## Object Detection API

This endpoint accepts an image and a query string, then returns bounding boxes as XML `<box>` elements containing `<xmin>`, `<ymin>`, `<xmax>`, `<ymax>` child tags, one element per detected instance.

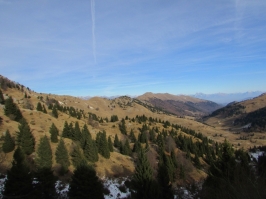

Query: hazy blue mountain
<box><xmin>191</xmin><ymin>91</ymin><xmax>264</xmax><ymax>105</ymax></box>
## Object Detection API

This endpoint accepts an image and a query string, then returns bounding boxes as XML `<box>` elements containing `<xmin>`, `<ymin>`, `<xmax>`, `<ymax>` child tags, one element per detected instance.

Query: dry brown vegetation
<box><xmin>0</xmin><ymin>81</ymin><xmax>265</xmax><ymax>185</ymax></box>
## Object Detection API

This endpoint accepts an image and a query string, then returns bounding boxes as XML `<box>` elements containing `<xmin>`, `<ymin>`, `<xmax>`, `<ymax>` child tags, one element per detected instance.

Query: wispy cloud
<box><xmin>1</xmin><ymin>0</ymin><xmax>266</xmax><ymax>96</ymax></box>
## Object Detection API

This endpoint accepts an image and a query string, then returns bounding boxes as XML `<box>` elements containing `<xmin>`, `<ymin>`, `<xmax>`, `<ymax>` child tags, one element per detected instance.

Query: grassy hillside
<box><xmin>0</xmin><ymin>75</ymin><xmax>265</xmax><ymax>189</ymax></box>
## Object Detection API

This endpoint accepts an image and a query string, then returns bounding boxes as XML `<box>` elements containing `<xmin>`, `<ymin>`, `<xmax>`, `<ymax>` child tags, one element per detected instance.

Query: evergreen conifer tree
<box><xmin>3</xmin><ymin>147</ymin><xmax>34</xmax><ymax>198</ymax></box>
<box><xmin>18</xmin><ymin>120</ymin><xmax>35</xmax><ymax>155</ymax></box>
<box><xmin>36</xmin><ymin>102</ymin><xmax>43</xmax><ymax>112</ymax></box>
<box><xmin>4</xmin><ymin>96</ymin><xmax>16</xmax><ymax>116</ymax></box>
<box><xmin>96</xmin><ymin>131</ymin><xmax>110</xmax><ymax>159</ymax></box>
<box><xmin>73</xmin><ymin>121</ymin><xmax>81</xmax><ymax>141</ymax></box>
<box><xmin>131</xmin><ymin>147</ymin><xmax>160</xmax><ymax>199</ymax></box>
<box><xmin>55</xmin><ymin>139</ymin><xmax>70</xmax><ymax>173</ymax></box>
<box><xmin>170</xmin><ymin>150</ymin><xmax>178</xmax><ymax>168</ymax></box>
<box><xmin>81</xmin><ymin>124</ymin><xmax>91</xmax><ymax>148</ymax></box>
<box><xmin>129</xmin><ymin>129</ymin><xmax>137</xmax><ymax>143</ymax></box>
<box><xmin>71</xmin><ymin>145</ymin><xmax>87</xmax><ymax>168</ymax></box>
<box><xmin>2</xmin><ymin>129</ymin><xmax>15</xmax><ymax>153</ymax></box>
<box><xmin>42</xmin><ymin>104</ymin><xmax>47</xmax><ymax>113</ymax></box>
<box><xmin>0</xmin><ymin>89</ymin><xmax>4</xmax><ymax>104</ymax></box>
<box><xmin>52</xmin><ymin>106</ymin><xmax>58</xmax><ymax>118</ymax></box>
<box><xmin>84</xmin><ymin>137</ymin><xmax>98</xmax><ymax>162</ymax></box>
<box><xmin>119</xmin><ymin>118</ymin><xmax>127</xmax><ymax>135</ymax></box>
<box><xmin>49</xmin><ymin>123</ymin><xmax>59</xmax><ymax>143</ymax></box>
<box><xmin>114</xmin><ymin>134</ymin><xmax>120</xmax><ymax>148</ymax></box>
<box><xmin>36</xmin><ymin>136</ymin><xmax>53</xmax><ymax>169</ymax></box>
<box><xmin>193</xmin><ymin>152</ymin><xmax>201</xmax><ymax>169</ymax></box>
<box><xmin>62</xmin><ymin>121</ymin><xmax>70</xmax><ymax>138</ymax></box>
<box><xmin>133</xmin><ymin>140</ymin><xmax>141</xmax><ymax>153</ymax></box>
<box><xmin>134</xmin><ymin>152</ymin><xmax>150</xmax><ymax>180</ymax></box>
<box><xmin>68</xmin><ymin>122</ymin><xmax>74</xmax><ymax>139</ymax></box>
<box><xmin>48</xmin><ymin>103</ymin><xmax>53</xmax><ymax>110</ymax></box>
<box><xmin>123</xmin><ymin>139</ymin><xmax>131</xmax><ymax>156</ymax></box>
<box><xmin>4</xmin><ymin>96</ymin><xmax>23</xmax><ymax>121</ymax></box>
<box><xmin>33</xmin><ymin>168</ymin><xmax>57</xmax><ymax>199</ymax></box>
<box><xmin>157</xmin><ymin>152</ymin><xmax>174</xmax><ymax>199</ymax></box>
<box><xmin>68</xmin><ymin>164</ymin><xmax>104</xmax><ymax>199</ymax></box>
<box><xmin>108</xmin><ymin>136</ymin><xmax>114</xmax><ymax>152</ymax></box>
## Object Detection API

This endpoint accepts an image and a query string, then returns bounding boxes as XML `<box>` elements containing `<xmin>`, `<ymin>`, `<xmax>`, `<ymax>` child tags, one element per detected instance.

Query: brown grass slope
<box><xmin>0</xmin><ymin>75</ymin><xmax>264</xmax><ymax>183</ymax></box>
<box><xmin>137</xmin><ymin>92</ymin><xmax>222</xmax><ymax>117</ymax></box>
<box><xmin>203</xmin><ymin>93</ymin><xmax>266</xmax><ymax>148</ymax></box>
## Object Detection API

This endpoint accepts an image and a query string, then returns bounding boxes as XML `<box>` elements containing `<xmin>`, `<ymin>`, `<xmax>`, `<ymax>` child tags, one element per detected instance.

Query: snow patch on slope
<box><xmin>103</xmin><ymin>178</ymin><xmax>131</xmax><ymax>199</ymax></box>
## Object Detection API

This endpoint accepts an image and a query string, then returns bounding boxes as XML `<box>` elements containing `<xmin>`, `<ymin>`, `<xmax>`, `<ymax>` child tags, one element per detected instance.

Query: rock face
<box><xmin>136</xmin><ymin>92</ymin><xmax>222</xmax><ymax>117</ymax></box>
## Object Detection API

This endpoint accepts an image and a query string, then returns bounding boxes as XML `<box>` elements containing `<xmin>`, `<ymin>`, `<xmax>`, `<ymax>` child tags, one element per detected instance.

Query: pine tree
<box><xmin>48</xmin><ymin>103</ymin><xmax>53</xmax><ymax>110</ymax></box>
<box><xmin>35</xmin><ymin>136</ymin><xmax>53</xmax><ymax>169</ymax></box>
<box><xmin>114</xmin><ymin>134</ymin><xmax>120</xmax><ymax>148</ymax></box>
<box><xmin>62</xmin><ymin>121</ymin><xmax>70</xmax><ymax>138</ymax></box>
<box><xmin>33</xmin><ymin>168</ymin><xmax>57</xmax><ymax>198</ymax></box>
<box><xmin>16</xmin><ymin>119</ymin><xmax>26</xmax><ymax>145</ymax></box>
<box><xmin>49</xmin><ymin>123</ymin><xmax>59</xmax><ymax>143</ymax></box>
<box><xmin>0</xmin><ymin>89</ymin><xmax>4</xmax><ymax>104</ymax></box>
<box><xmin>55</xmin><ymin>139</ymin><xmax>70</xmax><ymax>173</ymax></box>
<box><xmin>157</xmin><ymin>152</ymin><xmax>174</xmax><ymax>199</ymax></box>
<box><xmin>139</xmin><ymin>131</ymin><xmax>147</xmax><ymax>143</ymax></box>
<box><xmin>52</xmin><ymin>106</ymin><xmax>58</xmax><ymax>118</ymax></box>
<box><xmin>129</xmin><ymin>129</ymin><xmax>137</xmax><ymax>143</ymax></box>
<box><xmin>73</xmin><ymin>121</ymin><xmax>81</xmax><ymax>141</ymax></box>
<box><xmin>108</xmin><ymin>136</ymin><xmax>114</xmax><ymax>152</ymax></box>
<box><xmin>36</xmin><ymin>102</ymin><xmax>43</xmax><ymax>112</ymax></box>
<box><xmin>170</xmin><ymin>150</ymin><xmax>178</xmax><ymax>168</ymax></box>
<box><xmin>4</xmin><ymin>96</ymin><xmax>23</xmax><ymax>122</ymax></box>
<box><xmin>83</xmin><ymin>137</ymin><xmax>98</xmax><ymax>162</ymax></box>
<box><xmin>133</xmin><ymin>140</ymin><xmax>141</xmax><ymax>153</ymax></box>
<box><xmin>119</xmin><ymin>118</ymin><xmax>127</xmax><ymax>135</ymax></box>
<box><xmin>68</xmin><ymin>164</ymin><xmax>104</xmax><ymax>199</ymax></box>
<box><xmin>96</xmin><ymin>131</ymin><xmax>110</xmax><ymax>159</ymax></box>
<box><xmin>18</xmin><ymin>120</ymin><xmax>35</xmax><ymax>155</ymax></box>
<box><xmin>68</xmin><ymin>122</ymin><xmax>74</xmax><ymax>139</ymax></box>
<box><xmin>81</xmin><ymin>124</ymin><xmax>91</xmax><ymax>148</ymax></box>
<box><xmin>2</xmin><ymin>129</ymin><xmax>15</xmax><ymax>153</ymax></box>
<box><xmin>156</xmin><ymin>133</ymin><xmax>165</xmax><ymax>150</ymax></box>
<box><xmin>71</xmin><ymin>145</ymin><xmax>87</xmax><ymax>168</ymax></box>
<box><xmin>132</xmin><ymin>147</ymin><xmax>159</xmax><ymax>199</ymax></box>
<box><xmin>4</xmin><ymin>97</ymin><xmax>16</xmax><ymax>116</ymax></box>
<box><xmin>3</xmin><ymin>147</ymin><xmax>34</xmax><ymax>198</ymax></box>
<box><xmin>193</xmin><ymin>152</ymin><xmax>201</xmax><ymax>169</ymax></box>
<box><xmin>122</xmin><ymin>139</ymin><xmax>131</xmax><ymax>156</ymax></box>
<box><xmin>42</xmin><ymin>105</ymin><xmax>47</xmax><ymax>113</ymax></box>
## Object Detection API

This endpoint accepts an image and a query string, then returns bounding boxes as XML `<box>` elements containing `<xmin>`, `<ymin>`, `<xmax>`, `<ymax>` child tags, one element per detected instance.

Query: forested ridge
<box><xmin>0</xmin><ymin>75</ymin><xmax>265</xmax><ymax>198</ymax></box>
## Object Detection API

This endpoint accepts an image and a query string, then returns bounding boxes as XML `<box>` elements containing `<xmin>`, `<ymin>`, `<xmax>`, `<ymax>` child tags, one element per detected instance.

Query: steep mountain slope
<box><xmin>137</xmin><ymin>92</ymin><xmax>222</xmax><ymax>117</ymax></box>
<box><xmin>204</xmin><ymin>93</ymin><xmax>266</xmax><ymax>132</ymax></box>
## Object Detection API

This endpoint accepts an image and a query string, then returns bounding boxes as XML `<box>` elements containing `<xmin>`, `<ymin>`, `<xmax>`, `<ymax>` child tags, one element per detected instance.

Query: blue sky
<box><xmin>0</xmin><ymin>0</ymin><xmax>266</xmax><ymax>96</ymax></box>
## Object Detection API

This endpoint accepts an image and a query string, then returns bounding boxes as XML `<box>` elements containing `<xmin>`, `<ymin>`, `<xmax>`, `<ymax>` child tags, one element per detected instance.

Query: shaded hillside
<box><xmin>208</xmin><ymin>103</ymin><xmax>246</xmax><ymax>118</ymax></box>
<box><xmin>234</xmin><ymin>106</ymin><xmax>266</xmax><ymax>131</ymax></box>
<box><xmin>137</xmin><ymin>92</ymin><xmax>221</xmax><ymax>117</ymax></box>
<box><xmin>204</xmin><ymin>93</ymin><xmax>266</xmax><ymax>133</ymax></box>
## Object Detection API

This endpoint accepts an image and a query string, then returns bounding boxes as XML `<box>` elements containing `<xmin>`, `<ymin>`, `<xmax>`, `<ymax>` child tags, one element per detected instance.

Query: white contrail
<box><xmin>91</xmin><ymin>0</ymin><xmax>96</xmax><ymax>63</ymax></box>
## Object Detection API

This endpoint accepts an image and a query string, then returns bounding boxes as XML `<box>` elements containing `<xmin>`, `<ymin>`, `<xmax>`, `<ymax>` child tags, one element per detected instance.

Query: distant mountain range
<box><xmin>191</xmin><ymin>91</ymin><xmax>264</xmax><ymax>105</ymax></box>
